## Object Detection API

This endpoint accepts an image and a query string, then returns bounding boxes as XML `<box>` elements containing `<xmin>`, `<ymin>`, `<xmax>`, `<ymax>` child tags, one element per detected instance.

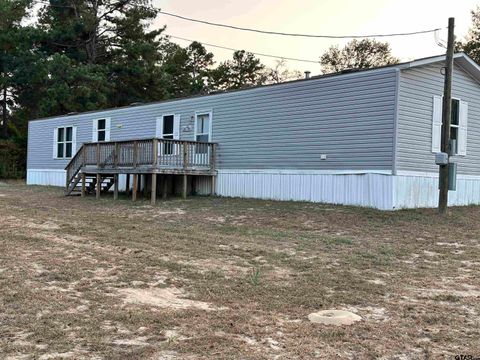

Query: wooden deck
<box><xmin>65</xmin><ymin>138</ymin><xmax>217</xmax><ymax>204</ymax></box>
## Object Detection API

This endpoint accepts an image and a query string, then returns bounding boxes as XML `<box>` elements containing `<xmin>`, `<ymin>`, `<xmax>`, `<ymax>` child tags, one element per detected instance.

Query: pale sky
<box><xmin>152</xmin><ymin>0</ymin><xmax>479</xmax><ymax>75</ymax></box>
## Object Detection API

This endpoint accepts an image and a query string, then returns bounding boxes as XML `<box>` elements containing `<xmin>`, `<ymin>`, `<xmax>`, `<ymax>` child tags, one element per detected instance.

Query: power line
<box><xmin>167</xmin><ymin>34</ymin><xmax>320</xmax><ymax>64</ymax></box>
<box><xmin>160</xmin><ymin>11</ymin><xmax>442</xmax><ymax>39</ymax></box>
<box><xmin>30</xmin><ymin>3</ymin><xmax>443</xmax><ymax>39</ymax></box>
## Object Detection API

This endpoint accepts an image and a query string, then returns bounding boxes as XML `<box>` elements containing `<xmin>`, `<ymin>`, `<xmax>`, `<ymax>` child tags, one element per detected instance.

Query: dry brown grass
<box><xmin>0</xmin><ymin>181</ymin><xmax>479</xmax><ymax>359</ymax></box>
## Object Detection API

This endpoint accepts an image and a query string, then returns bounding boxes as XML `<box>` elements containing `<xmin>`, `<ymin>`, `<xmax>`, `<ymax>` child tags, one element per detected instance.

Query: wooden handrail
<box><xmin>64</xmin><ymin>145</ymin><xmax>84</xmax><ymax>171</ymax></box>
<box><xmin>81</xmin><ymin>137</ymin><xmax>217</xmax><ymax>146</ymax></box>
<box><xmin>75</xmin><ymin>138</ymin><xmax>217</xmax><ymax>172</ymax></box>
<box><xmin>65</xmin><ymin>146</ymin><xmax>85</xmax><ymax>184</ymax></box>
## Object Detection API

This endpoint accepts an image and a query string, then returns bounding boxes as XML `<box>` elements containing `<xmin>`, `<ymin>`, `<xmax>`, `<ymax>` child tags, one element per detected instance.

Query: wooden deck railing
<box><xmin>73</xmin><ymin>138</ymin><xmax>217</xmax><ymax>172</ymax></box>
<box><xmin>65</xmin><ymin>145</ymin><xmax>85</xmax><ymax>186</ymax></box>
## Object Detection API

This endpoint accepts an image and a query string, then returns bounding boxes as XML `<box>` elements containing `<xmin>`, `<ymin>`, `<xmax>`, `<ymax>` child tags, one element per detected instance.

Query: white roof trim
<box><xmin>399</xmin><ymin>52</ymin><xmax>480</xmax><ymax>84</ymax></box>
<box><xmin>399</xmin><ymin>53</ymin><xmax>469</xmax><ymax>69</ymax></box>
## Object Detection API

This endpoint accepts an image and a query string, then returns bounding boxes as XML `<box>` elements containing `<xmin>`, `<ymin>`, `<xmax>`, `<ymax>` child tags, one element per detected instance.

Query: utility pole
<box><xmin>438</xmin><ymin>17</ymin><xmax>455</xmax><ymax>214</ymax></box>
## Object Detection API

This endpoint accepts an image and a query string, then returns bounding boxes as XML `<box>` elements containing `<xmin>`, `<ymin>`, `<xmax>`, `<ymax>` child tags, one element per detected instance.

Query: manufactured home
<box><xmin>27</xmin><ymin>53</ymin><xmax>480</xmax><ymax>210</ymax></box>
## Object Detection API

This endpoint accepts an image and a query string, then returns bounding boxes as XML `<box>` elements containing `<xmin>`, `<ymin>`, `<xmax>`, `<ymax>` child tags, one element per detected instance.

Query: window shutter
<box><xmin>156</xmin><ymin>117</ymin><xmax>163</xmax><ymax>138</ymax></box>
<box><xmin>92</xmin><ymin>120</ymin><xmax>98</xmax><ymax>142</ymax></box>
<box><xmin>432</xmin><ymin>96</ymin><xmax>442</xmax><ymax>153</ymax></box>
<box><xmin>173</xmin><ymin>114</ymin><xmax>181</xmax><ymax>139</ymax></box>
<box><xmin>105</xmin><ymin>118</ymin><xmax>111</xmax><ymax>141</ymax></box>
<box><xmin>458</xmin><ymin>100</ymin><xmax>468</xmax><ymax>156</ymax></box>
<box><xmin>72</xmin><ymin>126</ymin><xmax>77</xmax><ymax>155</ymax></box>
<box><xmin>53</xmin><ymin>128</ymin><xmax>58</xmax><ymax>158</ymax></box>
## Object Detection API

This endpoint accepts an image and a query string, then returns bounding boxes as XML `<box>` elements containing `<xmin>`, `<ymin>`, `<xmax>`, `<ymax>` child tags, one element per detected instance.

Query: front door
<box><xmin>194</xmin><ymin>111</ymin><xmax>212</xmax><ymax>167</ymax></box>
<box><xmin>156</xmin><ymin>114</ymin><xmax>181</xmax><ymax>167</ymax></box>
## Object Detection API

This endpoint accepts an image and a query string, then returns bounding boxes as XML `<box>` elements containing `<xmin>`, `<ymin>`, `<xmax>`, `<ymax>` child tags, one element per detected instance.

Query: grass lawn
<box><xmin>0</xmin><ymin>181</ymin><xmax>479</xmax><ymax>359</ymax></box>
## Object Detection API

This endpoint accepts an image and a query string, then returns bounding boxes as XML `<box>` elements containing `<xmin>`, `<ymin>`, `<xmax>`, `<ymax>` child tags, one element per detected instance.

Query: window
<box><xmin>93</xmin><ymin>118</ymin><xmax>110</xmax><ymax>142</ymax></box>
<box><xmin>97</xmin><ymin>119</ymin><xmax>106</xmax><ymax>142</ymax></box>
<box><xmin>162</xmin><ymin>115</ymin><xmax>174</xmax><ymax>154</ymax></box>
<box><xmin>195</xmin><ymin>114</ymin><xmax>210</xmax><ymax>142</ymax></box>
<box><xmin>432</xmin><ymin>96</ymin><xmax>468</xmax><ymax>156</ymax></box>
<box><xmin>55</xmin><ymin>126</ymin><xmax>74</xmax><ymax>159</ymax></box>
<box><xmin>156</xmin><ymin>114</ymin><xmax>180</xmax><ymax>155</ymax></box>
<box><xmin>195</xmin><ymin>112</ymin><xmax>211</xmax><ymax>154</ymax></box>
<box><xmin>450</xmin><ymin>99</ymin><xmax>460</xmax><ymax>153</ymax></box>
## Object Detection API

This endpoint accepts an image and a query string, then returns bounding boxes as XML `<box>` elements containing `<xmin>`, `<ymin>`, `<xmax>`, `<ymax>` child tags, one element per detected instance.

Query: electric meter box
<box><xmin>448</xmin><ymin>163</ymin><xmax>457</xmax><ymax>191</ymax></box>
<box><xmin>435</xmin><ymin>152</ymin><xmax>448</xmax><ymax>165</ymax></box>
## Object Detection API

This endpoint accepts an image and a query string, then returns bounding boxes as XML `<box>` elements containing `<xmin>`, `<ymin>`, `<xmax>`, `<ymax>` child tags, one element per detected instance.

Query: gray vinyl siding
<box><xmin>396</xmin><ymin>62</ymin><xmax>480</xmax><ymax>175</ymax></box>
<box><xmin>28</xmin><ymin>68</ymin><xmax>397</xmax><ymax>171</ymax></box>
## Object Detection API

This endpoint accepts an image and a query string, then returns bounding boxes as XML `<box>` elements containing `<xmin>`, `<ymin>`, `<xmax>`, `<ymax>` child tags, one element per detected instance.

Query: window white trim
<box><xmin>53</xmin><ymin>125</ymin><xmax>76</xmax><ymax>159</ymax></box>
<box><xmin>156</xmin><ymin>114</ymin><xmax>180</xmax><ymax>140</ymax></box>
<box><xmin>156</xmin><ymin>114</ymin><xmax>174</xmax><ymax>138</ymax></box>
<box><xmin>173</xmin><ymin>114</ymin><xmax>180</xmax><ymax>140</ymax></box>
<box><xmin>53</xmin><ymin>128</ymin><xmax>58</xmax><ymax>158</ymax></box>
<box><xmin>458</xmin><ymin>100</ymin><xmax>468</xmax><ymax>156</ymax></box>
<box><xmin>431</xmin><ymin>96</ymin><xmax>442</xmax><ymax>153</ymax></box>
<box><xmin>92</xmin><ymin>118</ymin><xmax>111</xmax><ymax>142</ymax></box>
<box><xmin>194</xmin><ymin>110</ymin><xmax>213</xmax><ymax>142</ymax></box>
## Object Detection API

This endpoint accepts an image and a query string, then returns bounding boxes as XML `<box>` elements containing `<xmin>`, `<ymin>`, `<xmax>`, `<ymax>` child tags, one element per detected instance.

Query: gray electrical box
<box><xmin>449</xmin><ymin>139</ymin><xmax>457</xmax><ymax>156</ymax></box>
<box><xmin>435</xmin><ymin>152</ymin><xmax>448</xmax><ymax>165</ymax></box>
<box><xmin>448</xmin><ymin>163</ymin><xmax>457</xmax><ymax>191</ymax></box>
<box><xmin>438</xmin><ymin>163</ymin><xmax>457</xmax><ymax>191</ymax></box>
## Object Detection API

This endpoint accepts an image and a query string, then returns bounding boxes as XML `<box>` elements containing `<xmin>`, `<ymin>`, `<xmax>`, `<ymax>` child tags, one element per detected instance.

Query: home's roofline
<box><xmin>397</xmin><ymin>52</ymin><xmax>480</xmax><ymax>84</ymax></box>
<box><xmin>29</xmin><ymin>52</ymin><xmax>480</xmax><ymax>123</ymax></box>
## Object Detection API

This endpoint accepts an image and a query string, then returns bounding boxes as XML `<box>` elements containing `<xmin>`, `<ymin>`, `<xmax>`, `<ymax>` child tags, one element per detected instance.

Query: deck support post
<box><xmin>182</xmin><ymin>174</ymin><xmax>187</xmax><ymax>199</ymax></box>
<box><xmin>132</xmin><ymin>174</ymin><xmax>138</xmax><ymax>201</ymax></box>
<box><xmin>162</xmin><ymin>175</ymin><xmax>168</xmax><ymax>199</ymax></box>
<box><xmin>125</xmin><ymin>174</ymin><xmax>130</xmax><ymax>196</ymax></box>
<box><xmin>151</xmin><ymin>174</ymin><xmax>157</xmax><ymax>205</ymax></box>
<box><xmin>96</xmin><ymin>174</ymin><xmax>101</xmax><ymax>199</ymax></box>
<box><xmin>81</xmin><ymin>173</ymin><xmax>86</xmax><ymax>197</ymax></box>
<box><xmin>113</xmin><ymin>174</ymin><xmax>119</xmax><ymax>200</ymax></box>
<box><xmin>211</xmin><ymin>175</ymin><xmax>216</xmax><ymax>196</ymax></box>
<box><xmin>210</xmin><ymin>143</ymin><xmax>217</xmax><ymax>197</ymax></box>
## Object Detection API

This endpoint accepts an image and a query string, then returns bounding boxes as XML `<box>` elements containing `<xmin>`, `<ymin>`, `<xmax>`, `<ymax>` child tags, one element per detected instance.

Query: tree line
<box><xmin>1</xmin><ymin>1</ymin><xmax>480</xmax><ymax>178</ymax></box>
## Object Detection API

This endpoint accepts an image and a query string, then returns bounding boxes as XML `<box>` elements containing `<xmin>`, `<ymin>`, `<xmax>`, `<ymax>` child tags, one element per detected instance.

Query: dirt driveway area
<box><xmin>0</xmin><ymin>182</ymin><xmax>479</xmax><ymax>359</ymax></box>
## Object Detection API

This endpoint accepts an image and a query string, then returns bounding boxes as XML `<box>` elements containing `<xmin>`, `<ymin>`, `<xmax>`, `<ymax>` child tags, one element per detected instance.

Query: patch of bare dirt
<box><xmin>118</xmin><ymin>287</ymin><xmax>222</xmax><ymax>311</ymax></box>
<box><xmin>176</xmin><ymin>258</ymin><xmax>250</xmax><ymax>278</ymax></box>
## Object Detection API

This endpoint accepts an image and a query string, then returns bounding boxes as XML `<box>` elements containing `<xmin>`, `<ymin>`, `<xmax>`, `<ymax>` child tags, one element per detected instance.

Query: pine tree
<box><xmin>320</xmin><ymin>39</ymin><xmax>399</xmax><ymax>74</ymax></box>
<box><xmin>0</xmin><ymin>0</ymin><xmax>32</xmax><ymax>138</ymax></box>
<box><xmin>106</xmin><ymin>5</ymin><xmax>166</xmax><ymax>106</ymax></box>
<box><xmin>457</xmin><ymin>6</ymin><xmax>480</xmax><ymax>64</ymax></box>
<box><xmin>160</xmin><ymin>41</ymin><xmax>215</xmax><ymax>97</ymax></box>
<box><xmin>211</xmin><ymin>50</ymin><xmax>267</xmax><ymax>90</ymax></box>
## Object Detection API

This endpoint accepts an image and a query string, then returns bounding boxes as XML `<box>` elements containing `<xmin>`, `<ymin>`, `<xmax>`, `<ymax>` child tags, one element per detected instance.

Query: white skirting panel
<box><xmin>27</xmin><ymin>169</ymin><xmax>66</xmax><ymax>187</ymax></box>
<box><xmin>27</xmin><ymin>169</ymin><xmax>128</xmax><ymax>191</ymax></box>
<box><xmin>216</xmin><ymin>170</ymin><xmax>394</xmax><ymax>210</ymax></box>
<box><xmin>194</xmin><ymin>176</ymin><xmax>213</xmax><ymax>195</ymax></box>
<box><xmin>28</xmin><ymin>168</ymin><xmax>480</xmax><ymax>210</ymax></box>
<box><xmin>394</xmin><ymin>172</ymin><xmax>480</xmax><ymax>209</ymax></box>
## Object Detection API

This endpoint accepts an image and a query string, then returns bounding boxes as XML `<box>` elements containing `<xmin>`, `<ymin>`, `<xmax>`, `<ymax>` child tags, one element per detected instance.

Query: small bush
<box><xmin>0</xmin><ymin>140</ymin><xmax>26</xmax><ymax>179</ymax></box>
